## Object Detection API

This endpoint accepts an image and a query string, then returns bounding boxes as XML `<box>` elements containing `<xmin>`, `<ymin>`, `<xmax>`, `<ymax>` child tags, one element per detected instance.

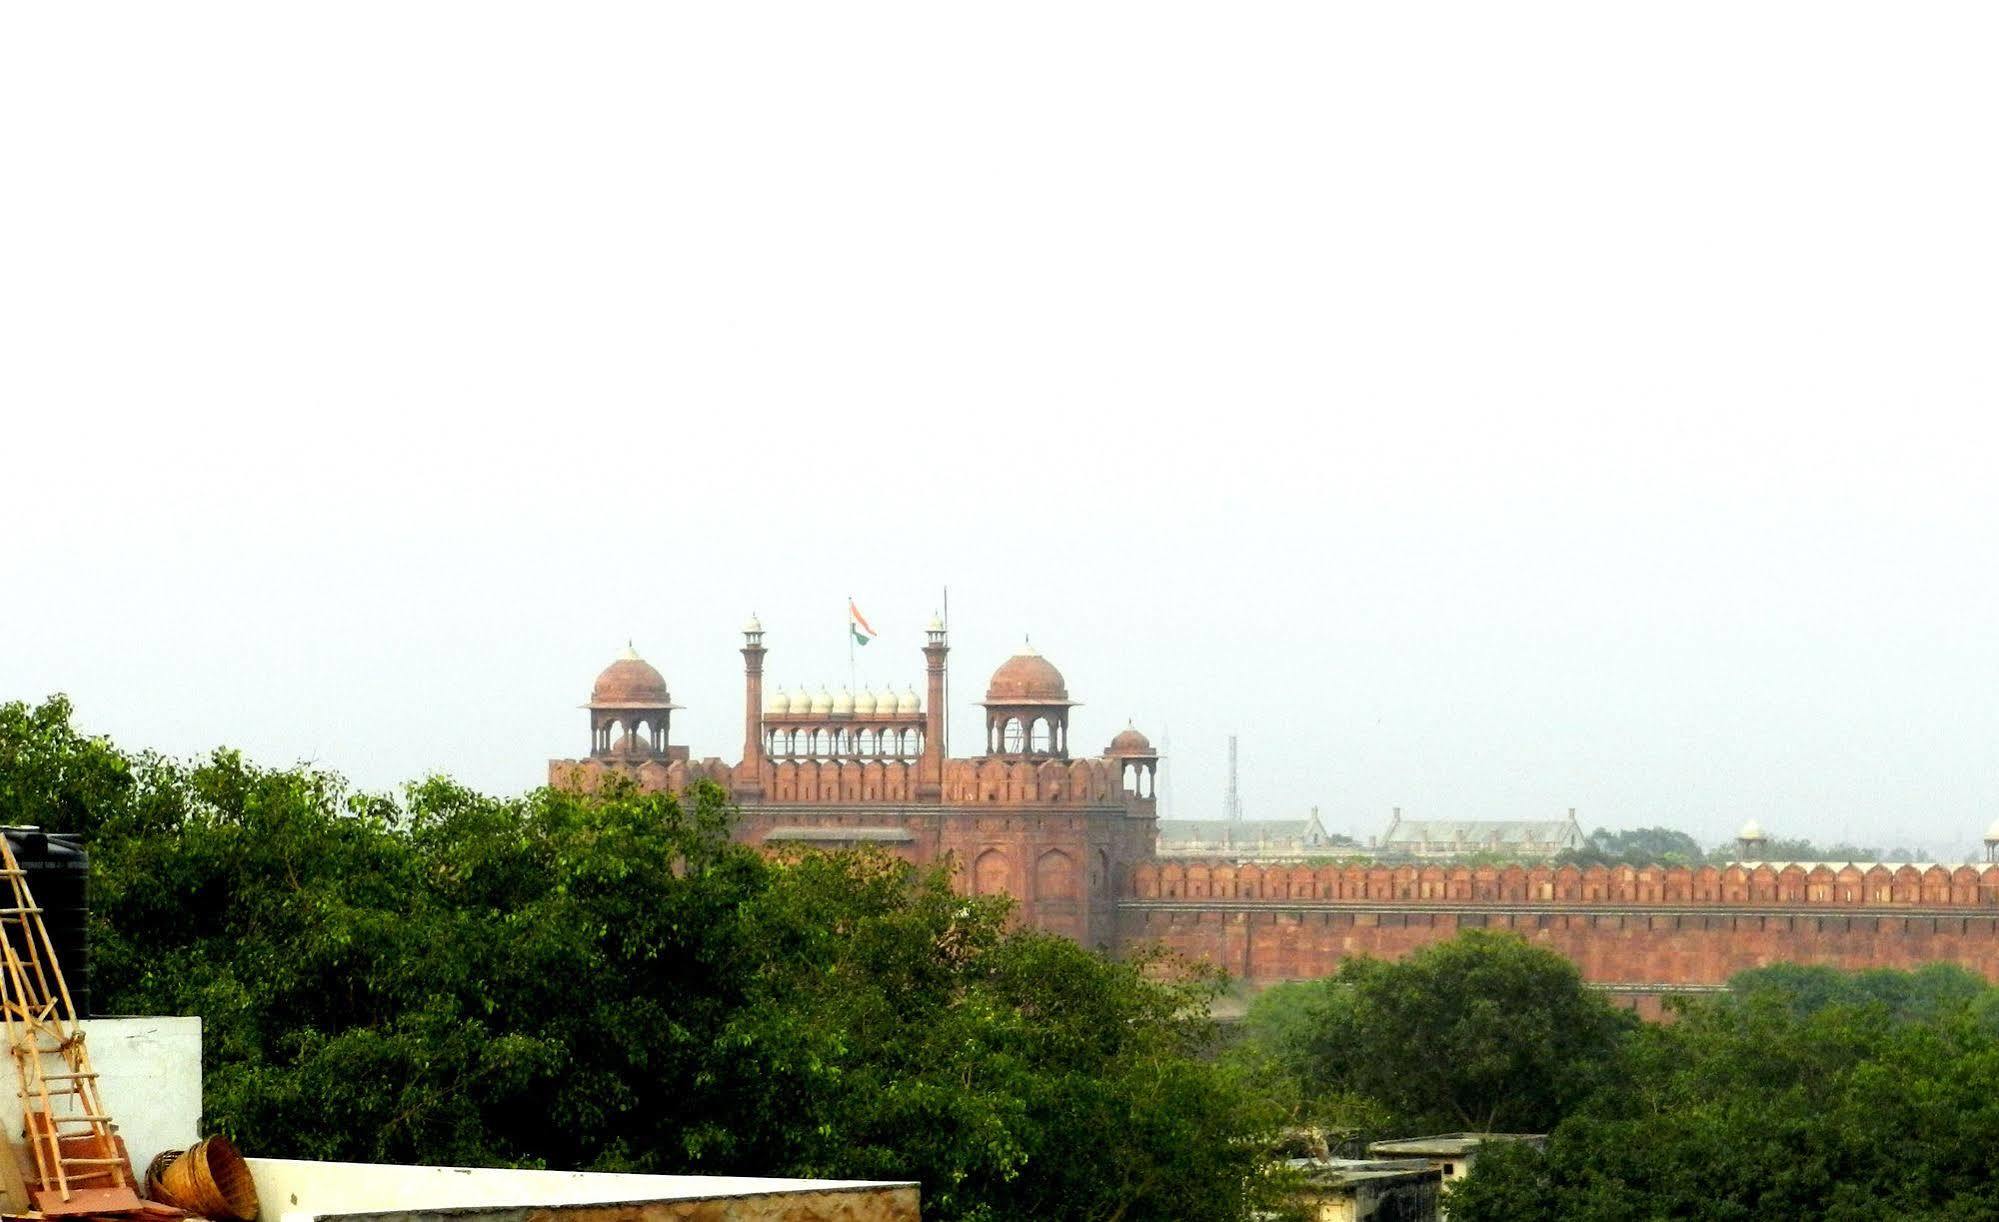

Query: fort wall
<box><xmin>1122</xmin><ymin>860</ymin><xmax>1999</xmax><ymax>997</ymax></box>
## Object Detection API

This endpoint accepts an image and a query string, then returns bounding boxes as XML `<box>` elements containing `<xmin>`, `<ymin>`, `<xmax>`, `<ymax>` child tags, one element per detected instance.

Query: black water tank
<box><xmin>2</xmin><ymin>828</ymin><xmax>90</xmax><ymax>1018</ymax></box>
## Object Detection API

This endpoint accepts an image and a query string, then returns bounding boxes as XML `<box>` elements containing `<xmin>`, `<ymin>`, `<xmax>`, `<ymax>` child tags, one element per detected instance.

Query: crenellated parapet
<box><xmin>1130</xmin><ymin>859</ymin><xmax>1999</xmax><ymax>908</ymax></box>
<box><xmin>551</xmin><ymin>752</ymin><xmax>1153</xmax><ymax>810</ymax></box>
<box><xmin>940</xmin><ymin>756</ymin><xmax>1134</xmax><ymax>807</ymax></box>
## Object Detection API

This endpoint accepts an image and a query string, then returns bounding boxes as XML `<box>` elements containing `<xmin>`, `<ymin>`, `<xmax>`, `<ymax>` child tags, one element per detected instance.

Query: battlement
<box><xmin>548</xmin><ymin>754</ymin><xmax>1150</xmax><ymax>809</ymax></box>
<box><xmin>1131</xmin><ymin>860</ymin><xmax>1999</xmax><ymax>908</ymax></box>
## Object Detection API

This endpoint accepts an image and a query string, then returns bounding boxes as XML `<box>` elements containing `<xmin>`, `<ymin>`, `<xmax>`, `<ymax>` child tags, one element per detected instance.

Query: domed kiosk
<box><xmin>1106</xmin><ymin>722</ymin><xmax>1159</xmax><ymax>799</ymax></box>
<box><xmin>981</xmin><ymin>642</ymin><xmax>1077</xmax><ymax>759</ymax></box>
<box><xmin>586</xmin><ymin>644</ymin><xmax>681</xmax><ymax>759</ymax></box>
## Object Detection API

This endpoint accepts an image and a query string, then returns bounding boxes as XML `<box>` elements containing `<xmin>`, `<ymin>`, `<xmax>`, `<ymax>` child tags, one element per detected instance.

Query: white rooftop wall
<box><xmin>248</xmin><ymin>1159</ymin><xmax>914</xmax><ymax>1222</ymax></box>
<box><xmin>3</xmin><ymin>1016</ymin><xmax>204</xmax><ymax>1177</ymax></box>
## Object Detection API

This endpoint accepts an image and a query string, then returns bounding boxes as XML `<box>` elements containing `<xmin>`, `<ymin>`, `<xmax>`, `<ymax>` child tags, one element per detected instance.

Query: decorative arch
<box><xmin>973</xmin><ymin>849</ymin><xmax>1009</xmax><ymax>896</ymax></box>
<box><xmin>1035</xmin><ymin>849</ymin><xmax>1077</xmax><ymax>901</ymax></box>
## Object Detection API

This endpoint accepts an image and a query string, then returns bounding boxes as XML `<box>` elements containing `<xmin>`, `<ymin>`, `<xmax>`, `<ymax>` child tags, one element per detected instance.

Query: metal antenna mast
<box><xmin>1225</xmin><ymin>734</ymin><xmax>1242</xmax><ymax>822</ymax></box>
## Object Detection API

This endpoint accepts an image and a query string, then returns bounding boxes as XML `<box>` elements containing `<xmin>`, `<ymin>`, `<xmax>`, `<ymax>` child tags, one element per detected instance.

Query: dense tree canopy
<box><xmin>1241</xmin><ymin>931</ymin><xmax>1636</xmax><ymax>1138</ymax></box>
<box><xmin>1448</xmin><ymin>962</ymin><xmax>1999</xmax><ymax>1220</ymax></box>
<box><xmin>1752</xmin><ymin>836</ymin><xmax>1916</xmax><ymax>862</ymax></box>
<box><xmin>1235</xmin><ymin>934</ymin><xmax>1999</xmax><ymax>1218</ymax></box>
<box><xmin>0</xmin><ymin>696</ymin><xmax>1293</xmax><ymax>1222</ymax></box>
<box><xmin>1560</xmin><ymin>825</ymin><xmax>1708</xmax><ymax>867</ymax></box>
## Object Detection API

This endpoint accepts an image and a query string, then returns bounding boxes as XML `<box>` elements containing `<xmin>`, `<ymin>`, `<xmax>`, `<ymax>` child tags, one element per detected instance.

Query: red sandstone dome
<box><xmin>1107</xmin><ymin>724</ymin><xmax>1153</xmax><ymax>756</ymax></box>
<box><xmin>984</xmin><ymin>645</ymin><xmax>1073</xmax><ymax>705</ymax></box>
<box><xmin>590</xmin><ymin>646</ymin><xmax>673</xmax><ymax>707</ymax></box>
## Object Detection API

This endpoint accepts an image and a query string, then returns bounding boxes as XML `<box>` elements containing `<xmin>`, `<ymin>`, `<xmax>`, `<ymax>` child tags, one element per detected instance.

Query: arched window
<box><xmin>1003</xmin><ymin>718</ymin><xmax>1025</xmax><ymax>753</ymax></box>
<box><xmin>1030</xmin><ymin>719</ymin><xmax>1051</xmax><ymax>754</ymax></box>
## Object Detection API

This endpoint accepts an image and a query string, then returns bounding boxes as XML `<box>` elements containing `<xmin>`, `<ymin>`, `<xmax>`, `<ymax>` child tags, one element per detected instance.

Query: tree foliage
<box><xmin>1451</xmin><ymin>965</ymin><xmax>1999</xmax><ymax>1220</ymax></box>
<box><xmin>1750</xmin><ymin>836</ymin><xmax>1917</xmax><ymax>863</ymax></box>
<box><xmin>0</xmin><ymin>696</ymin><xmax>1290</xmax><ymax>1222</ymax></box>
<box><xmin>1258</xmin><ymin>931</ymin><xmax>1636</xmax><ymax>1137</ymax></box>
<box><xmin>1559</xmin><ymin>825</ymin><xmax>1708</xmax><ymax>867</ymax></box>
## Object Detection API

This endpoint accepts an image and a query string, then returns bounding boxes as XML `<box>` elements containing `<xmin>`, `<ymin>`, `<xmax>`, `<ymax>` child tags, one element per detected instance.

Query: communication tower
<box><xmin>1224</xmin><ymin>734</ymin><xmax>1243</xmax><ymax>822</ymax></box>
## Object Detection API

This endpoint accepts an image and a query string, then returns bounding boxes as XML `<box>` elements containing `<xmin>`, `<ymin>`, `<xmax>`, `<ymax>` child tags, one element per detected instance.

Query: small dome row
<box><xmin>767</xmin><ymin>685</ymin><xmax>922</xmax><ymax>717</ymax></box>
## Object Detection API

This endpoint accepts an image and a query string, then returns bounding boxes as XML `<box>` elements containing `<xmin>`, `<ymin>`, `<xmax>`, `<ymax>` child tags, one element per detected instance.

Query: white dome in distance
<box><xmin>853</xmin><ymin>687</ymin><xmax>876</xmax><ymax>716</ymax></box>
<box><xmin>765</xmin><ymin>688</ymin><xmax>789</xmax><ymax>716</ymax></box>
<box><xmin>897</xmin><ymin>685</ymin><xmax>921</xmax><ymax>714</ymax></box>
<box><xmin>792</xmin><ymin>686</ymin><xmax>812</xmax><ymax>714</ymax></box>
<box><xmin>1984</xmin><ymin>819</ymin><xmax>1999</xmax><ymax>843</ymax></box>
<box><xmin>1738</xmin><ymin>819</ymin><xmax>1766</xmax><ymax>842</ymax></box>
<box><xmin>832</xmin><ymin>687</ymin><xmax>855</xmax><ymax>716</ymax></box>
<box><xmin>811</xmin><ymin>686</ymin><xmax>834</xmax><ymax>715</ymax></box>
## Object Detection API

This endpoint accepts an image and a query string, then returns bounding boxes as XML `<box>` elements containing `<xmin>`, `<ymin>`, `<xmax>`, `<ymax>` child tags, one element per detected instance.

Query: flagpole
<box><xmin>847</xmin><ymin>594</ymin><xmax>855</xmax><ymax>693</ymax></box>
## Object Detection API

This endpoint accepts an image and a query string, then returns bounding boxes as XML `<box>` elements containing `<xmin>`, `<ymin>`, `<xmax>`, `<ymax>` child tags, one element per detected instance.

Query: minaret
<box><xmin>738</xmin><ymin>615</ymin><xmax>766</xmax><ymax>800</ymax></box>
<box><xmin>918</xmin><ymin>614</ymin><xmax>947</xmax><ymax>801</ymax></box>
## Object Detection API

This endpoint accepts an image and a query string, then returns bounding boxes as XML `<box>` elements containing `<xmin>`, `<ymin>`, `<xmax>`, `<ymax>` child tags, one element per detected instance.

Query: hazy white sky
<box><xmin>5</xmin><ymin>4</ymin><xmax>1995</xmax><ymax>853</ymax></box>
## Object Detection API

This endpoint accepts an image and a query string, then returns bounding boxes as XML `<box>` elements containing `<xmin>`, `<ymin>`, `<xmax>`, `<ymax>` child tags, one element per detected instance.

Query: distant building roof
<box><xmin>1157</xmin><ymin>810</ymin><xmax>1342</xmax><ymax>857</ymax></box>
<box><xmin>1379</xmin><ymin>811</ymin><xmax>1584</xmax><ymax>855</ymax></box>
<box><xmin>1159</xmin><ymin>817</ymin><xmax>1328</xmax><ymax>845</ymax></box>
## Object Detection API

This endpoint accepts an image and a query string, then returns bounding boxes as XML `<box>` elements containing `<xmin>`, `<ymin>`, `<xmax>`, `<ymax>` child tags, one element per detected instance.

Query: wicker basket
<box><xmin>153</xmin><ymin>1136</ymin><xmax>259</xmax><ymax>1221</ymax></box>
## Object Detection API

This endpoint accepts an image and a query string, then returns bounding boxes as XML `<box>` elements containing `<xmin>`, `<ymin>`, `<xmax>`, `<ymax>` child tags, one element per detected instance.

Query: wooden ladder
<box><xmin>0</xmin><ymin>833</ymin><xmax>140</xmax><ymax>1215</ymax></box>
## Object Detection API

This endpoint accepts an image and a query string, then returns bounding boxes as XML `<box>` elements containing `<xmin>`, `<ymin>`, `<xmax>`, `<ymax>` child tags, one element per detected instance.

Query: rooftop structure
<box><xmin>1366</xmin><ymin>1133</ymin><xmax>1545</xmax><ymax>1185</ymax></box>
<box><xmin>1286</xmin><ymin>1157</ymin><xmax>1441</xmax><ymax>1221</ymax></box>
<box><xmin>1157</xmin><ymin>809</ymin><xmax>1343</xmax><ymax>860</ymax></box>
<box><xmin>1378</xmin><ymin>808</ymin><xmax>1585</xmax><ymax>860</ymax></box>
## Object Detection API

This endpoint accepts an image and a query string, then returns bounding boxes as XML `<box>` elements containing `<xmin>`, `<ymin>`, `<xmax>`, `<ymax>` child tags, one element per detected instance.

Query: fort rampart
<box><xmin>1121</xmin><ymin>860</ymin><xmax>1999</xmax><ymax>1013</ymax></box>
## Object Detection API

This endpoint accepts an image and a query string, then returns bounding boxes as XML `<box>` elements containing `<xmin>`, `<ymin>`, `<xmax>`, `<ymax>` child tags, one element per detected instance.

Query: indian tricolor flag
<box><xmin>849</xmin><ymin>599</ymin><xmax>878</xmax><ymax>646</ymax></box>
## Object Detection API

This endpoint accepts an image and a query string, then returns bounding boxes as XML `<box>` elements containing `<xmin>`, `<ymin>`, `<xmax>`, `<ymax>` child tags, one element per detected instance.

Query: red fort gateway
<box><xmin>550</xmin><ymin>620</ymin><xmax>1999</xmax><ymax>1013</ymax></box>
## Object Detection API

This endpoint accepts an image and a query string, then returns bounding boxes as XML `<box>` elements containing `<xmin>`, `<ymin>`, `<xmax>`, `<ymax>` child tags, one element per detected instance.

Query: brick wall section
<box><xmin>1122</xmin><ymin>860</ymin><xmax>1999</xmax><ymax>989</ymax></box>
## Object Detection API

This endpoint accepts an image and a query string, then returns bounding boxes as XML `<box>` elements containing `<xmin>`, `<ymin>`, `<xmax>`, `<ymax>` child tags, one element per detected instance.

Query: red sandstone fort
<box><xmin>552</xmin><ymin>619</ymin><xmax>1999</xmax><ymax>1013</ymax></box>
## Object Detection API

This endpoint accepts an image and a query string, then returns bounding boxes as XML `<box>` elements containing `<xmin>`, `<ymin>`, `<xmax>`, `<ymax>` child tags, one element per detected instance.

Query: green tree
<box><xmin>1453</xmin><ymin>975</ymin><xmax>1999</xmax><ymax>1221</ymax></box>
<box><xmin>1288</xmin><ymin>931</ymin><xmax>1636</xmax><ymax>1136</ymax></box>
<box><xmin>1749</xmin><ymin>837</ymin><xmax>1912</xmax><ymax>862</ymax></box>
<box><xmin>1559</xmin><ymin>826</ymin><xmax>1706</xmax><ymax>867</ymax></box>
<box><xmin>1727</xmin><ymin>961</ymin><xmax>1987</xmax><ymax>1024</ymax></box>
